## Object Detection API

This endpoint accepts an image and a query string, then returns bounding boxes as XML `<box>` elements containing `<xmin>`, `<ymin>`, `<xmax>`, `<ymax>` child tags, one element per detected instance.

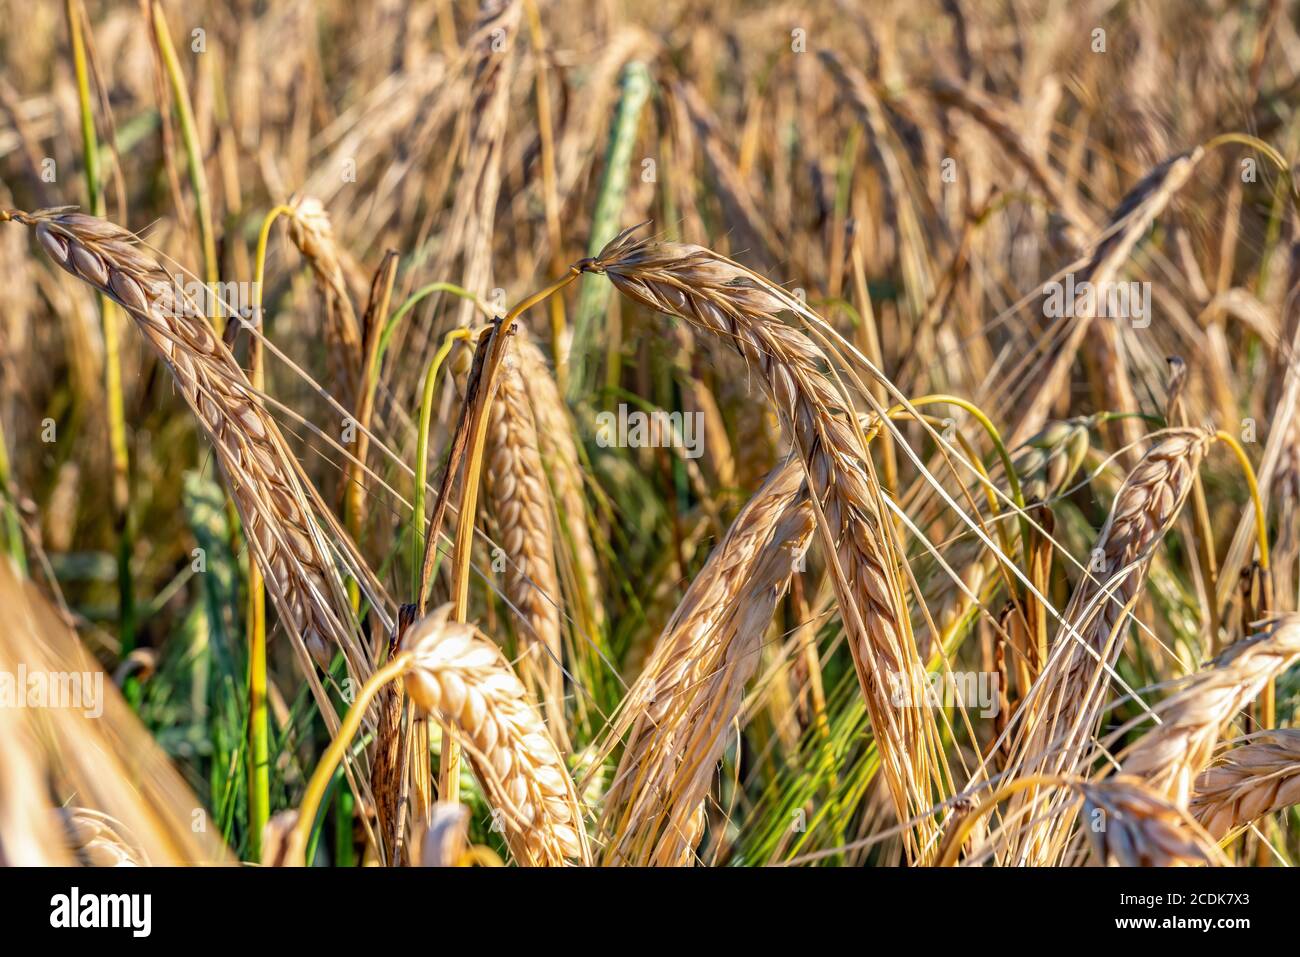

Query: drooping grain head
<box><xmin>600</xmin><ymin>456</ymin><xmax>812</xmax><ymax>865</ymax></box>
<box><xmin>1191</xmin><ymin>730</ymin><xmax>1300</xmax><ymax>840</ymax></box>
<box><xmin>586</xmin><ymin>231</ymin><xmax>947</xmax><ymax>859</ymax></box>
<box><xmin>287</xmin><ymin>195</ymin><xmax>349</xmax><ymax>297</ymax></box>
<box><xmin>1079</xmin><ymin>776</ymin><xmax>1217</xmax><ymax>867</ymax></box>
<box><xmin>399</xmin><ymin>604</ymin><xmax>589</xmax><ymax>866</ymax></box>
<box><xmin>1122</xmin><ymin>615</ymin><xmax>1300</xmax><ymax>806</ymax></box>
<box><xmin>15</xmin><ymin>208</ymin><xmax>377</xmax><ymax>677</ymax></box>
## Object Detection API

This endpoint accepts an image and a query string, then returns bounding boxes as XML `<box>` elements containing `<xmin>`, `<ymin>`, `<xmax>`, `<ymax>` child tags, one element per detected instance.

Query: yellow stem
<box><xmin>440</xmin><ymin>268</ymin><xmax>580</xmax><ymax>801</ymax></box>
<box><xmin>1213</xmin><ymin>430</ymin><xmax>1270</xmax><ymax>571</ymax></box>
<box><xmin>885</xmin><ymin>393</ymin><xmax>1029</xmax><ymax>568</ymax></box>
<box><xmin>246</xmin><ymin>204</ymin><xmax>293</xmax><ymax>858</ymax></box>
<box><xmin>289</xmin><ymin>653</ymin><xmax>412</xmax><ymax>865</ymax></box>
<box><xmin>937</xmin><ymin>775</ymin><xmax>1071</xmax><ymax>867</ymax></box>
<box><xmin>1214</xmin><ymin>429</ymin><xmax>1273</xmax><ymax>729</ymax></box>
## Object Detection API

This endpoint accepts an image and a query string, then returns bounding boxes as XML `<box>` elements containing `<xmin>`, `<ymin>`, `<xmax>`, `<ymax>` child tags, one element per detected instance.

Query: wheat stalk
<box><xmin>1121</xmin><ymin>615</ymin><xmax>1300</xmax><ymax>806</ymax></box>
<box><xmin>585</xmin><ymin>231</ymin><xmax>948</xmax><ymax>859</ymax></box>
<box><xmin>3</xmin><ymin>208</ymin><xmax>383</xmax><ymax>680</ymax></box>
<box><xmin>997</xmin><ymin>428</ymin><xmax>1213</xmax><ymax>863</ymax></box>
<box><xmin>599</xmin><ymin>455</ymin><xmax>812</xmax><ymax>865</ymax></box>
<box><xmin>515</xmin><ymin>330</ymin><xmax>604</xmax><ymax>636</ymax></box>
<box><xmin>483</xmin><ymin>345</ymin><xmax>569</xmax><ymax>750</ymax></box>
<box><xmin>1190</xmin><ymin>730</ymin><xmax>1300</xmax><ymax>840</ymax></box>
<box><xmin>1078</xmin><ymin>776</ymin><xmax>1218</xmax><ymax>867</ymax></box>
<box><xmin>399</xmin><ymin>603</ymin><xmax>590</xmax><ymax>866</ymax></box>
<box><xmin>923</xmin><ymin>74</ymin><xmax>1091</xmax><ymax>240</ymax></box>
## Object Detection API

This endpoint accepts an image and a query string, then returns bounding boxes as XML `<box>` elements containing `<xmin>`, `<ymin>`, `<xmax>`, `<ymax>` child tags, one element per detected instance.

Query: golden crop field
<box><xmin>0</xmin><ymin>0</ymin><xmax>1298</xmax><ymax>872</ymax></box>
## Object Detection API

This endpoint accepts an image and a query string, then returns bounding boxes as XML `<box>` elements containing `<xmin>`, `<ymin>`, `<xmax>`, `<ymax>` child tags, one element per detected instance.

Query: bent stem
<box><xmin>1212</xmin><ymin>430</ymin><xmax>1270</xmax><ymax>573</ymax></box>
<box><xmin>937</xmin><ymin>775</ymin><xmax>1071</xmax><ymax>867</ymax></box>
<box><xmin>288</xmin><ymin>653</ymin><xmax>412</xmax><ymax>865</ymax></box>
<box><xmin>376</xmin><ymin>281</ymin><xmax>489</xmax><ymax>378</ymax></box>
<box><xmin>1202</xmin><ymin>133</ymin><xmax>1299</xmax><ymax>209</ymax></box>
<box><xmin>1213</xmin><ymin>429</ymin><xmax>1274</xmax><ymax>727</ymax></box>
<box><xmin>887</xmin><ymin>394</ymin><xmax>1030</xmax><ymax>569</ymax></box>
<box><xmin>412</xmin><ymin>328</ymin><xmax>474</xmax><ymax>597</ymax></box>
<box><xmin>440</xmin><ymin>268</ymin><xmax>580</xmax><ymax>802</ymax></box>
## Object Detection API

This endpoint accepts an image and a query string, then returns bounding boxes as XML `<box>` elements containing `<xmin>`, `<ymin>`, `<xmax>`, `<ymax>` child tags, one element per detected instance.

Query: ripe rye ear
<box><xmin>400</xmin><ymin>604</ymin><xmax>590</xmax><ymax>866</ymax></box>
<box><xmin>586</xmin><ymin>231</ymin><xmax>948</xmax><ymax>860</ymax></box>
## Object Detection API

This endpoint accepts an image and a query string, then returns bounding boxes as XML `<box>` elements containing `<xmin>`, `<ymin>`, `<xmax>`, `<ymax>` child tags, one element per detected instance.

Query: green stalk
<box><xmin>67</xmin><ymin>0</ymin><xmax>135</xmax><ymax>692</ymax></box>
<box><xmin>375</xmin><ymin>281</ymin><xmax>485</xmax><ymax>375</ymax></box>
<box><xmin>334</xmin><ymin>791</ymin><xmax>355</xmax><ymax>867</ymax></box>
<box><xmin>567</xmin><ymin>61</ymin><xmax>652</xmax><ymax>399</ymax></box>
<box><xmin>151</xmin><ymin>1</ymin><xmax>219</xmax><ymax>306</ymax></box>
<box><xmin>412</xmin><ymin>328</ymin><xmax>472</xmax><ymax>598</ymax></box>
<box><xmin>882</xmin><ymin>394</ymin><xmax>1030</xmax><ymax>569</ymax></box>
<box><xmin>0</xmin><ymin>415</ymin><xmax>26</xmax><ymax>573</ymax></box>
<box><xmin>243</xmin><ymin>205</ymin><xmax>293</xmax><ymax>859</ymax></box>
